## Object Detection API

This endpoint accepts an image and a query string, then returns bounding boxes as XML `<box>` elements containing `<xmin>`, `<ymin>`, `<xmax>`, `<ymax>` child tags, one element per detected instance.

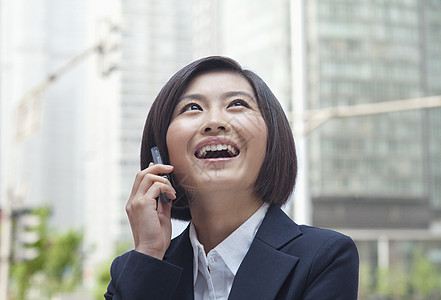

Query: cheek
<box><xmin>166</xmin><ymin>121</ymin><xmax>198</xmax><ymax>188</ymax></box>
<box><xmin>166</xmin><ymin>124</ymin><xmax>180</xmax><ymax>164</ymax></box>
<box><xmin>166</xmin><ymin>121</ymin><xmax>193</xmax><ymax>165</ymax></box>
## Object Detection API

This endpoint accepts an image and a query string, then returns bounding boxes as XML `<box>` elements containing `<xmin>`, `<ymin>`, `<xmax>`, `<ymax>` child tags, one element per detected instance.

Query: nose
<box><xmin>203</xmin><ymin>123</ymin><xmax>226</xmax><ymax>133</ymax></box>
<box><xmin>200</xmin><ymin>111</ymin><xmax>230</xmax><ymax>135</ymax></box>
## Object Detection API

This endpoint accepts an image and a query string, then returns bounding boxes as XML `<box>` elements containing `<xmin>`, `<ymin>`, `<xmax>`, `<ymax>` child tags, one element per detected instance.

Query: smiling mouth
<box><xmin>195</xmin><ymin>144</ymin><xmax>240</xmax><ymax>159</ymax></box>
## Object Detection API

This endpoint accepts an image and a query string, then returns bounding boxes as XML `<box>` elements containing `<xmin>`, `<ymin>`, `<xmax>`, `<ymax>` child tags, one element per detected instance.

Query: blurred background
<box><xmin>1</xmin><ymin>0</ymin><xmax>441</xmax><ymax>299</ymax></box>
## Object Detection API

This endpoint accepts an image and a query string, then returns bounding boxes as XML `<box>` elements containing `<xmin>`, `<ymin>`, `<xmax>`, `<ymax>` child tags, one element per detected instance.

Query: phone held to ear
<box><xmin>150</xmin><ymin>146</ymin><xmax>172</xmax><ymax>203</ymax></box>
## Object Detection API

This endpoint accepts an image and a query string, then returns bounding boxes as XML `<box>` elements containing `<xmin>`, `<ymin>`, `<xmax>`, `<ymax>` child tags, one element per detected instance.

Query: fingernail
<box><xmin>164</xmin><ymin>165</ymin><xmax>173</xmax><ymax>169</ymax></box>
<box><xmin>166</xmin><ymin>192</ymin><xmax>176</xmax><ymax>199</ymax></box>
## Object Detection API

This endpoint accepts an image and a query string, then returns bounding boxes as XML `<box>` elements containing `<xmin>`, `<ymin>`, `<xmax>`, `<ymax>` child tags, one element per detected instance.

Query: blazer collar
<box><xmin>228</xmin><ymin>205</ymin><xmax>303</xmax><ymax>299</ymax></box>
<box><xmin>255</xmin><ymin>204</ymin><xmax>303</xmax><ymax>248</ymax></box>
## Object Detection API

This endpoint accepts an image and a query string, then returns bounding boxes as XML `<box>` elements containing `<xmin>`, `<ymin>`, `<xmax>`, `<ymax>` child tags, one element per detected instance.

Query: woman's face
<box><xmin>166</xmin><ymin>71</ymin><xmax>268</xmax><ymax>197</ymax></box>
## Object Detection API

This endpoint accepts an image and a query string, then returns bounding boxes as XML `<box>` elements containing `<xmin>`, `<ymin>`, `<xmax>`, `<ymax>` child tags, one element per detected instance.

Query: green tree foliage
<box><xmin>358</xmin><ymin>248</ymin><xmax>441</xmax><ymax>300</ymax></box>
<box><xmin>358</xmin><ymin>263</ymin><xmax>375</xmax><ymax>299</ymax></box>
<box><xmin>93</xmin><ymin>260</ymin><xmax>112</xmax><ymax>300</ymax></box>
<box><xmin>375</xmin><ymin>265</ymin><xmax>408</xmax><ymax>299</ymax></box>
<box><xmin>10</xmin><ymin>207</ymin><xmax>83</xmax><ymax>300</ymax></box>
<box><xmin>409</xmin><ymin>248</ymin><xmax>441</xmax><ymax>299</ymax></box>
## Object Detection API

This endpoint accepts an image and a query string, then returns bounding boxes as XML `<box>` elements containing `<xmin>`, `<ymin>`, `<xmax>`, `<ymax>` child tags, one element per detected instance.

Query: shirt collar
<box><xmin>189</xmin><ymin>221</ymin><xmax>205</xmax><ymax>285</ymax></box>
<box><xmin>189</xmin><ymin>203</ymin><xmax>269</xmax><ymax>283</ymax></box>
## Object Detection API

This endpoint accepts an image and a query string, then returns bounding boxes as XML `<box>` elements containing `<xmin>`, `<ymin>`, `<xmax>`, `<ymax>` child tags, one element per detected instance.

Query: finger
<box><xmin>148</xmin><ymin>163</ymin><xmax>174</xmax><ymax>174</ymax></box>
<box><xmin>130</xmin><ymin>165</ymin><xmax>174</xmax><ymax>197</ymax></box>
<box><xmin>143</xmin><ymin>181</ymin><xmax>176</xmax><ymax>204</ymax></box>
<box><xmin>131</xmin><ymin>169</ymin><xmax>150</xmax><ymax>197</ymax></box>
<box><xmin>135</xmin><ymin>173</ymin><xmax>175</xmax><ymax>198</ymax></box>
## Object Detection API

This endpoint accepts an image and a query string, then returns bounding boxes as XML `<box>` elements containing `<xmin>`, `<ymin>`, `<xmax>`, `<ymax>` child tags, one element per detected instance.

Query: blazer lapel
<box><xmin>164</xmin><ymin>226</ymin><xmax>195</xmax><ymax>300</ymax></box>
<box><xmin>228</xmin><ymin>206</ymin><xmax>302</xmax><ymax>300</ymax></box>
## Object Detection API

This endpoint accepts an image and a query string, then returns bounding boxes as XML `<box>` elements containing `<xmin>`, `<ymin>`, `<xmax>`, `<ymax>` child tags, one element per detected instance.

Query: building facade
<box><xmin>305</xmin><ymin>0</ymin><xmax>441</xmax><ymax>231</ymax></box>
<box><xmin>300</xmin><ymin>1</ymin><xmax>441</xmax><ymax>291</ymax></box>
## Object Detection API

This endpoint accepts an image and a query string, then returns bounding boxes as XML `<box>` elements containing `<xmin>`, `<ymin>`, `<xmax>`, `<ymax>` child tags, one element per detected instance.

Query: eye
<box><xmin>228</xmin><ymin>99</ymin><xmax>250</xmax><ymax>108</ymax></box>
<box><xmin>180</xmin><ymin>103</ymin><xmax>202</xmax><ymax>114</ymax></box>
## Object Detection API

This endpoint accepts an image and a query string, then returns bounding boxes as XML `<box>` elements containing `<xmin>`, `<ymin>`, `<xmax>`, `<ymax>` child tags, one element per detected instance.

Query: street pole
<box><xmin>291</xmin><ymin>95</ymin><xmax>441</xmax><ymax>137</ymax></box>
<box><xmin>0</xmin><ymin>108</ymin><xmax>18</xmax><ymax>300</ymax></box>
<box><xmin>290</xmin><ymin>0</ymin><xmax>311</xmax><ymax>225</ymax></box>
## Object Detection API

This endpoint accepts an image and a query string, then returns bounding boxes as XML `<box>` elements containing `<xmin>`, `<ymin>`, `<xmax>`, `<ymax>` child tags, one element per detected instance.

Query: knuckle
<box><xmin>145</xmin><ymin>173</ymin><xmax>156</xmax><ymax>180</ymax></box>
<box><xmin>135</xmin><ymin>170</ymin><xmax>146</xmax><ymax>181</ymax></box>
<box><xmin>150</xmin><ymin>181</ymin><xmax>161</xmax><ymax>190</ymax></box>
<box><xmin>125</xmin><ymin>202</ymin><xmax>132</xmax><ymax>213</ymax></box>
<box><xmin>152</xmin><ymin>181</ymin><xmax>166</xmax><ymax>189</ymax></box>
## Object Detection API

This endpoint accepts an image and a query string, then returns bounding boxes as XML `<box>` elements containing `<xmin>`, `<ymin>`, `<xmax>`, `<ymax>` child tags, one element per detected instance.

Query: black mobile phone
<box><xmin>150</xmin><ymin>146</ymin><xmax>171</xmax><ymax>203</ymax></box>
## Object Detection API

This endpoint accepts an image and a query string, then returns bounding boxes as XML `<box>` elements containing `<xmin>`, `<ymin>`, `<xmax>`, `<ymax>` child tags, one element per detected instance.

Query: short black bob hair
<box><xmin>140</xmin><ymin>56</ymin><xmax>297</xmax><ymax>220</ymax></box>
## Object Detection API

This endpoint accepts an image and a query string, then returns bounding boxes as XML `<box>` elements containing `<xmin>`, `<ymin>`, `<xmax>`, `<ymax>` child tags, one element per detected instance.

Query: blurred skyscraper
<box><xmin>0</xmin><ymin>0</ymin><xmax>91</xmax><ymax>229</ymax></box>
<box><xmin>299</xmin><ymin>0</ymin><xmax>441</xmax><ymax>282</ymax></box>
<box><xmin>304</xmin><ymin>0</ymin><xmax>441</xmax><ymax>231</ymax></box>
<box><xmin>0</xmin><ymin>0</ymin><xmax>123</xmax><ymax>288</ymax></box>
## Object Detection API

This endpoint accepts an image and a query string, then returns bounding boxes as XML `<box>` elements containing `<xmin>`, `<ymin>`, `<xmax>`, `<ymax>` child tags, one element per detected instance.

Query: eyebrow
<box><xmin>224</xmin><ymin>91</ymin><xmax>257</xmax><ymax>102</ymax></box>
<box><xmin>178</xmin><ymin>91</ymin><xmax>257</xmax><ymax>103</ymax></box>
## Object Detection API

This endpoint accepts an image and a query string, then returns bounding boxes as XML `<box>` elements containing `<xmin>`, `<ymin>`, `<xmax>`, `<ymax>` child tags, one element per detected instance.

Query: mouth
<box><xmin>195</xmin><ymin>143</ymin><xmax>240</xmax><ymax>159</ymax></box>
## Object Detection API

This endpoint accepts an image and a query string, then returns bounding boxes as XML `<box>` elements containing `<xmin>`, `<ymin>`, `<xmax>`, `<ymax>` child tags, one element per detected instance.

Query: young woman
<box><xmin>105</xmin><ymin>56</ymin><xmax>359</xmax><ymax>300</ymax></box>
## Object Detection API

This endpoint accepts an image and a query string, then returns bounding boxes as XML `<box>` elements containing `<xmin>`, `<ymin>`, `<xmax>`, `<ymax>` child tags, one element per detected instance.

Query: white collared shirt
<box><xmin>189</xmin><ymin>203</ymin><xmax>269</xmax><ymax>300</ymax></box>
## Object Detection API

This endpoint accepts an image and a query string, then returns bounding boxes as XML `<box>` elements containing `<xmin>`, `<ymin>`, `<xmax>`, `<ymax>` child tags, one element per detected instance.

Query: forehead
<box><xmin>182</xmin><ymin>70</ymin><xmax>255</xmax><ymax>97</ymax></box>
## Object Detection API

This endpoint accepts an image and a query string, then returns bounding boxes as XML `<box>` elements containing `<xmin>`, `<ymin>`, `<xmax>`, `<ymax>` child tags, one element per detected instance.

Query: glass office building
<box><xmin>301</xmin><ymin>1</ymin><xmax>441</xmax><ymax>295</ymax></box>
<box><xmin>305</xmin><ymin>0</ymin><xmax>441</xmax><ymax>230</ymax></box>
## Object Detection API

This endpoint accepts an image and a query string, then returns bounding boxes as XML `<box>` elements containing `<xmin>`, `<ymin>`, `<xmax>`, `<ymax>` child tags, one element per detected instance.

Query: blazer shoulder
<box><xmin>294</xmin><ymin>225</ymin><xmax>358</xmax><ymax>256</ymax></box>
<box><xmin>299</xmin><ymin>225</ymin><xmax>355</xmax><ymax>246</ymax></box>
<box><xmin>298</xmin><ymin>225</ymin><xmax>354</xmax><ymax>243</ymax></box>
<box><xmin>293</xmin><ymin>226</ymin><xmax>359</xmax><ymax>299</ymax></box>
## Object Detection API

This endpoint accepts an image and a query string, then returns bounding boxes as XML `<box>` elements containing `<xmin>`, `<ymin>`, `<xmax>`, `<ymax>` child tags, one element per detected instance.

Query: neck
<box><xmin>190</xmin><ymin>190</ymin><xmax>263</xmax><ymax>254</ymax></box>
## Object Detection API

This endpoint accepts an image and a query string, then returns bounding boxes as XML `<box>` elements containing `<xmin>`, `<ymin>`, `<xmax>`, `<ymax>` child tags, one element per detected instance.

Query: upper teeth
<box><xmin>198</xmin><ymin>144</ymin><xmax>238</xmax><ymax>158</ymax></box>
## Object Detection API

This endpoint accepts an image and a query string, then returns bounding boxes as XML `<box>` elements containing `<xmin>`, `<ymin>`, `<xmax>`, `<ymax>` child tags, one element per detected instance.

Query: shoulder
<box><xmin>262</xmin><ymin>205</ymin><xmax>356</xmax><ymax>253</ymax></box>
<box><xmin>292</xmin><ymin>226</ymin><xmax>359</xmax><ymax>290</ymax></box>
<box><xmin>279</xmin><ymin>222</ymin><xmax>358</xmax><ymax>264</ymax></box>
<box><xmin>259</xmin><ymin>205</ymin><xmax>356</xmax><ymax>253</ymax></box>
<box><xmin>262</xmin><ymin>206</ymin><xmax>358</xmax><ymax>271</ymax></box>
<box><xmin>278</xmin><ymin>224</ymin><xmax>359</xmax><ymax>299</ymax></box>
<box><xmin>250</xmin><ymin>207</ymin><xmax>359</xmax><ymax>299</ymax></box>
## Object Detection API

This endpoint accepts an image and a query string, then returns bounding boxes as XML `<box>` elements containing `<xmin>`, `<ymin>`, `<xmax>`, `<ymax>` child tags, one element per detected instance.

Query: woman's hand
<box><xmin>125</xmin><ymin>163</ymin><xmax>176</xmax><ymax>260</ymax></box>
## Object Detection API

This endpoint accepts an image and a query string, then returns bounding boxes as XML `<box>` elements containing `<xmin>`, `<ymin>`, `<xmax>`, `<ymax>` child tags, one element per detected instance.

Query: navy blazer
<box><xmin>105</xmin><ymin>205</ymin><xmax>359</xmax><ymax>299</ymax></box>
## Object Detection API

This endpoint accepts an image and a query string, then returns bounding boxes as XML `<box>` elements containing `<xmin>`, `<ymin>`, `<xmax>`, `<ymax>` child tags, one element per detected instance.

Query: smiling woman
<box><xmin>140</xmin><ymin>57</ymin><xmax>297</xmax><ymax>221</ymax></box>
<box><xmin>105</xmin><ymin>56</ymin><xmax>359</xmax><ymax>300</ymax></box>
